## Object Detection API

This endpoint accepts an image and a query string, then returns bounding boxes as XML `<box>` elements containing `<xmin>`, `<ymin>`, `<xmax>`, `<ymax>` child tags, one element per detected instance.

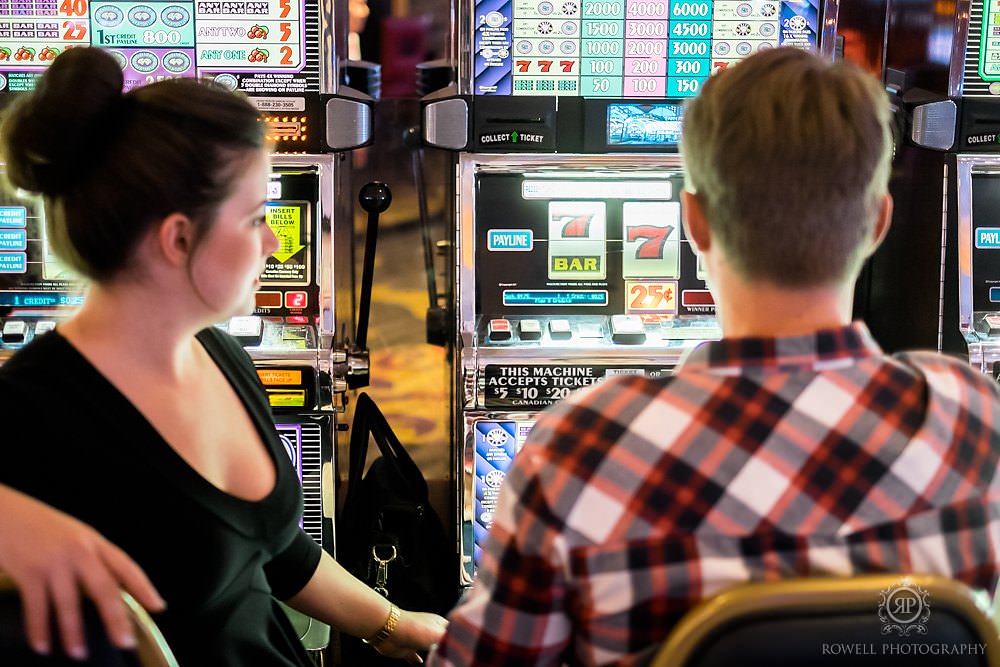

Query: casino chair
<box><xmin>651</xmin><ymin>574</ymin><xmax>1000</xmax><ymax>667</ymax></box>
<box><xmin>0</xmin><ymin>573</ymin><xmax>178</xmax><ymax>667</ymax></box>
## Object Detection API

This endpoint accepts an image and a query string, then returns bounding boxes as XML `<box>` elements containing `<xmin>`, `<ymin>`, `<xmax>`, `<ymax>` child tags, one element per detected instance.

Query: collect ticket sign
<box><xmin>0</xmin><ymin>0</ymin><xmax>319</xmax><ymax>93</ymax></box>
<box><xmin>474</xmin><ymin>0</ymin><xmax>819</xmax><ymax>96</ymax></box>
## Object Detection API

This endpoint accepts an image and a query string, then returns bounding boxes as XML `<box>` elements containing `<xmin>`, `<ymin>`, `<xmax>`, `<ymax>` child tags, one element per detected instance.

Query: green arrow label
<box><xmin>267</xmin><ymin>205</ymin><xmax>305</xmax><ymax>263</ymax></box>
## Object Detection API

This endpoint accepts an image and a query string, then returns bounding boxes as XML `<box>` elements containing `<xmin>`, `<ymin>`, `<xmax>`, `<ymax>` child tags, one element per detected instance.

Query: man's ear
<box><xmin>157</xmin><ymin>213</ymin><xmax>196</xmax><ymax>267</ymax></box>
<box><xmin>681</xmin><ymin>190</ymin><xmax>711</xmax><ymax>253</ymax></box>
<box><xmin>866</xmin><ymin>193</ymin><xmax>893</xmax><ymax>256</ymax></box>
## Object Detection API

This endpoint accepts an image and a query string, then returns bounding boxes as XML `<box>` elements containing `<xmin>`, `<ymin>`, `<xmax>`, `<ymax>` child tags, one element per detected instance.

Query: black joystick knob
<box><xmin>359</xmin><ymin>182</ymin><xmax>392</xmax><ymax>214</ymax></box>
<box><xmin>402</xmin><ymin>125</ymin><xmax>422</xmax><ymax>149</ymax></box>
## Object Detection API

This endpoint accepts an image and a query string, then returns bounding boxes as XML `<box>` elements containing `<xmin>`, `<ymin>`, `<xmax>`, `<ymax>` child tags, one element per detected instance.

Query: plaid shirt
<box><xmin>430</xmin><ymin>323</ymin><xmax>1000</xmax><ymax>666</ymax></box>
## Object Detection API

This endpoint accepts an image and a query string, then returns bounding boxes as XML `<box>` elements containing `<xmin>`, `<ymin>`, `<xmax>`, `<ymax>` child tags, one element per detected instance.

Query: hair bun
<box><xmin>1</xmin><ymin>47</ymin><xmax>125</xmax><ymax>196</ymax></box>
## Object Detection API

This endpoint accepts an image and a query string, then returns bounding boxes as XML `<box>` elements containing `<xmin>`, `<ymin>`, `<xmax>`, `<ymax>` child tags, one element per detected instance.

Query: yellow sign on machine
<box><xmin>262</xmin><ymin>201</ymin><xmax>310</xmax><ymax>285</ymax></box>
<box><xmin>257</xmin><ymin>368</ymin><xmax>303</xmax><ymax>385</ymax></box>
<box><xmin>267</xmin><ymin>204</ymin><xmax>305</xmax><ymax>263</ymax></box>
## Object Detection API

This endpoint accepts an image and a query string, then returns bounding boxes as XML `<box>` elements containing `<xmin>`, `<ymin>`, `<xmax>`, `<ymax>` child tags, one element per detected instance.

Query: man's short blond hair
<box><xmin>681</xmin><ymin>48</ymin><xmax>894</xmax><ymax>287</ymax></box>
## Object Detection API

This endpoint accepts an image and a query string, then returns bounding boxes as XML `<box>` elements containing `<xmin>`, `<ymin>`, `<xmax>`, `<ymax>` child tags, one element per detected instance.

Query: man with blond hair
<box><xmin>428</xmin><ymin>47</ymin><xmax>1000</xmax><ymax>666</ymax></box>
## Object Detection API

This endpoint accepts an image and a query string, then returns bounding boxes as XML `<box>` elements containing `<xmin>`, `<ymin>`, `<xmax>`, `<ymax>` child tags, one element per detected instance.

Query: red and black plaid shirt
<box><xmin>430</xmin><ymin>323</ymin><xmax>1000</xmax><ymax>666</ymax></box>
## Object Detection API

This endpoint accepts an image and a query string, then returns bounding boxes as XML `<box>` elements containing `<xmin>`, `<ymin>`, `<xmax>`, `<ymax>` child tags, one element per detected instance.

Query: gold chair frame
<box><xmin>652</xmin><ymin>574</ymin><xmax>1000</xmax><ymax>666</ymax></box>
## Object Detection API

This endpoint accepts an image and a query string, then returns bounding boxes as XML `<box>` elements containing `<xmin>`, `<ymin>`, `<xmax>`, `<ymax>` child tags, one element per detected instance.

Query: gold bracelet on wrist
<box><xmin>363</xmin><ymin>603</ymin><xmax>401</xmax><ymax>647</ymax></box>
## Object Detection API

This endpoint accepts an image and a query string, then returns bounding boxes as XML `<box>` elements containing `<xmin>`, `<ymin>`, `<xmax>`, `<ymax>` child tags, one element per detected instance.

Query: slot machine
<box><xmin>0</xmin><ymin>0</ymin><xmax>373</xmax><ymax>655</ymax></box>
<box><xmin>421</xmin><ymin>0</ymin><xmax>838</xmax><ymax>586</ymax></box>
<box><xmin>952</xmin><ymin>7</ymin><xmax>1000</xmax><ymax>379</ymax></box>
<box><xmin>0</xmin><ymin>196</ymin><xmax>82</xmax><ymax>347</ymax></box>
<box><xmin>875</xmin><ymin>0</ymin><xmax>1000</xmax><ymax>378</ymax></box>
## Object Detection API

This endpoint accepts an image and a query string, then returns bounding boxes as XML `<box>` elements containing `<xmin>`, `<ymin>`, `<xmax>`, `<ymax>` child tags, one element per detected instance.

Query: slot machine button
<box><xmin>285</xmin><ymin>291</ymin><xmax>308</xmax><ymax>309</ymax></box>
<box><xmin>549</xmin><ymin>319</ymin><xmax>572</xmax><ymax>340</ymax></box>
<box><xmin>984</xmin><ymin>314</ymin><xmax>1000</xmax><ymax>335</ymax></box>
<box><xmin>611</xmin><ymin>315</ymin><xmax>646</xmax><ymax>345</ymax></box>
<box><xmin>488</xmin><ymin>319</ymin><xmax>513</xmax><ymax>341</ymax></box>
<box><xmin>1</xmin><ymin>320</ymin><xmax>26</xmax><ymax>343</ymax></box>
<box><xmin>228</xmin><ymin>315</ymin><xmax>265</xmax><ymax>348</ymax></box>
<box><xmin>34</xmin><ymin>320</ymin><xmax>56</xmax><ymax>336</ymax></box>
<box><xmin>519</xmin><ymin>319</ymin><xmax>542</xmax><ymax>340</ymax></box>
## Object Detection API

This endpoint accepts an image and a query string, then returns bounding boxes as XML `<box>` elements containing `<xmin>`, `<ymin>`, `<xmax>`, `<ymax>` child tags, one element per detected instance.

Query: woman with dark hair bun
<box><xmin>0</xmin><ymin>47</ymin><xmax>446</xmax><ymax>665</ymax></box>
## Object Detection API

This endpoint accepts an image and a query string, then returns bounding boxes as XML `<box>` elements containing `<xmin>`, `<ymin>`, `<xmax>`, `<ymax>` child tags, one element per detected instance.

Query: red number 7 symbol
<box><xmin>516</xmin><ymin>60</ymin><xmax>530</xmax><ymax>72</ymax></box>
<box><xmin>559</xmin><ymin>214</ymin><xmax>594</xmax><ymax>238</ymax></box>
<box><xmin>627</xmin><ymin>225</ymin><xmax>673</xmax><ymax>259</ymax></box>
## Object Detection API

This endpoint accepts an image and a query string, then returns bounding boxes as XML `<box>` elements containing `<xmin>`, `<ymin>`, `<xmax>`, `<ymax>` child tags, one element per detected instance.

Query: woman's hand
<box><xmin>0</xmin><ymin>486</ymin><xmax>165</xmax><ymax>659</ymax></box>
<box><xmin>374</xmin><ymin>609</ymin><xmax>448</xmax><ymax>664</ymax></box>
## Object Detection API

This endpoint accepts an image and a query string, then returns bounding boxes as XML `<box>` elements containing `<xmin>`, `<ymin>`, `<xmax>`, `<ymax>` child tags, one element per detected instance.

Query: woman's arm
<box><xmin>0</xmin><ymin>485</ymin><xmax>166</xmax><ymax>659</ymax></box>
<box><xmin>285</xmin><ymin>550</ymin><xmax>447</xmax><ymax>662</ymax></box>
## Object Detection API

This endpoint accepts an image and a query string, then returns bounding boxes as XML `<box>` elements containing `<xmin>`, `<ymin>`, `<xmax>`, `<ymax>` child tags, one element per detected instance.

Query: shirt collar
<box><xmin>681</xmin><ymin>322</ymin><xmax>883</xmax><ymax>373</ymax></box>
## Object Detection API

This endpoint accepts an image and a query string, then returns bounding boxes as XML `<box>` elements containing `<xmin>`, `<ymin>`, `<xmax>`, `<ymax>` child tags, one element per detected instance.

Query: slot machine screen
<box><xmin>607</xmin><ymin>102</ymin><xmax>683</xmax><ymax>146</ymax></box>
<box><xmin>0</xmin><ymin>197</ymin><xmax>85</xmax><ymax>312</ymax></box>
<box><xmin>475</xmin><ymin>170</ymin><xmax>712</xmax><ymax>318</ymax></box>
<box><xmin>473</xmin><ymin>0</ymin><xmax>820</xmax><ymax>98</ymax></box>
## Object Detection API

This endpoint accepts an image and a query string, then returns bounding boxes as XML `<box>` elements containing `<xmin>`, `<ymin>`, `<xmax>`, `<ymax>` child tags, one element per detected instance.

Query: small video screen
<box><xmin>607</xmin><ymin>103</ymin><xmax>684</xmax><ymax>147</ymax></box>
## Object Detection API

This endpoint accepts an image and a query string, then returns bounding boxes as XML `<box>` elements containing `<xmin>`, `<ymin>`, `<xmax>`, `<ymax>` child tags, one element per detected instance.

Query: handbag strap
<box><xmin>366</xmin><ymin>396</ymin><xmax>429</xmax><ymax>500</ymax></box>
<box><xmin>346</xmin><ymin>392</ymin><xmax>370</xmax><ymax>495</ymax></box>
<box><xmin>343</xmin><ymin>393</ymin><xmax>429</xmax><ymax>514</ymax></box>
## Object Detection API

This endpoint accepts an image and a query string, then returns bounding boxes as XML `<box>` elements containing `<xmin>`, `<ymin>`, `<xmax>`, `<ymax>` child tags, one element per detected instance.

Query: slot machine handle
<box><xmin>355</xmin><ymin>181</ymin><xmax>391</xmax><ymax>355</ymax></box>
<box><xmin>404</xmin><ymin>125</ymin><xmax>449</xmax><ymax>347</ymax></box>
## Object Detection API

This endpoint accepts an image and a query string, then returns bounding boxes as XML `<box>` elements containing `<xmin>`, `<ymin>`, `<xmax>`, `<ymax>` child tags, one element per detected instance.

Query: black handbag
<box><xmin>337</xmin><ymin>393</ymin><xmax>459</xmax><ymax>662</ymax></box>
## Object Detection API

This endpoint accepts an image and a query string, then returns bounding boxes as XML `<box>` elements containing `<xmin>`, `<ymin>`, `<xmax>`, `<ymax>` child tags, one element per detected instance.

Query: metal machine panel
<box><xmin>454</xmin><ymin>153</ymin><xmax>716</xmax><ymax>583</ymax></box>
<box><xmin>955</xmin><ymin>154</ymin><xmax>1000</xmax><ymax>374</ymax></box>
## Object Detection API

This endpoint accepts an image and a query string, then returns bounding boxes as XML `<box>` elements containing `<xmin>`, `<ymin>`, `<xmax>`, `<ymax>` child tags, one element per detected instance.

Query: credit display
<box><xmin>0</xmin><ymin>200</ymin><xmax>85</xmax><ymax>311</ymax></box>
<box><xmin>474</xmin><ymin>0</ymin><xmax>819</xmax><ymax>97</ymax></box>
<box><xmin>0</xmin><ymin>0</ymin><xmax>320</xmax><ymax>93</ymax></box>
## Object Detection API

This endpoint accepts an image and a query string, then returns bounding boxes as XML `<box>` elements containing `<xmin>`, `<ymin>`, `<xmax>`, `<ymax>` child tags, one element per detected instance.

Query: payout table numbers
<box><xmin>475</xmin><ymin>0</ymin><xmax>816</xmax><ymax>96</ymax></box>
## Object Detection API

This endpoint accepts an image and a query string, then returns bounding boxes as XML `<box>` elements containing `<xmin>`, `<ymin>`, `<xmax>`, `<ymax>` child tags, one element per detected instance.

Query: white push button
<box><xmin>1</xmin><ymin>320</ymin><xmax>27</xmax><ymax>343</ymax></box>
<box><xmin>228</xmin><ymin>316</ymin><xmax>264</xmax><ymax>347</ymax></box>
<box><xmin>548</xmin><ymin>319</ymin><xmax>572</xmax><ymax>340</ymax></box>
<box><xmin>519</xmin><ymin>319</ymin><xmax>542</xmax><ymax>341</ymax></box>
<box><xmin>611</xmin><ymin>315</ymin><xmax>646</xmax><ymax>344</ymax></box>
<box><xmin>34</xmin><ymin>321</ymin><xmax>56</xmax><ymax>335</ymax></box>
